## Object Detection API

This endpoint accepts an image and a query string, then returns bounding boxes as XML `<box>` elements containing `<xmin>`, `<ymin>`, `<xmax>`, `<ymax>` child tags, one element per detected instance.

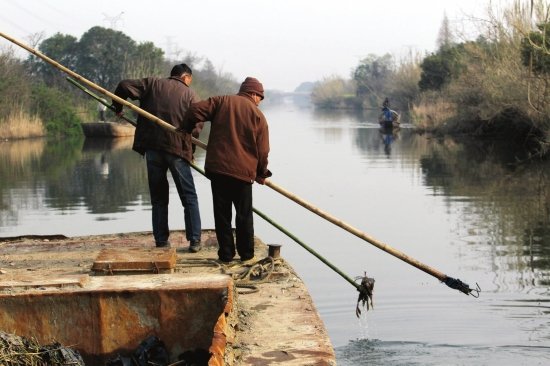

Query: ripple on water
<box><xmin>335</xmin><ymin>338</ymin><xmax>550</xmax><ymax>366</ymax></box>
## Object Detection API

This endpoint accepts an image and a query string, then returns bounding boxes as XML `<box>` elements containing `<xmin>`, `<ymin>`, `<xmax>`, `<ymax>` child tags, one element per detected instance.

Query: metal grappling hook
<box><xmin>444</xmin><ymin>276</ymin><xmax>481</xmax><ymax>298</ymax></box>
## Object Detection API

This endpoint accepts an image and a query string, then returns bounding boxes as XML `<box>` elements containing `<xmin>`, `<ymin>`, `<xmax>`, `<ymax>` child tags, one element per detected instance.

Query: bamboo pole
<box><xmin>266</xmin><ymin>181</ymin><xmax>445</xmax><ymax>278</ymax></box>
<box><xmin>2</xmin><ymin>31</ymin><xmax>479</xmax><ymax>296</ymax></box>
<box><xmin>0</xmin><ymin>31</ymin><xmax>175</xmax><ymax>133</ymax></box>
<box><xmin>66</xmin><ymin>77</ymin><xmax>136</xmax><ymax>127</ymax></box>
<box><xmin>64</xmin><ymin>79</ymin><xmax>478</xmax><ymax>297</ymax></box>
<box><xmin>66</xmin><ymin>77</ymin><xmax>365</xmax><ymax>293</ymax></box>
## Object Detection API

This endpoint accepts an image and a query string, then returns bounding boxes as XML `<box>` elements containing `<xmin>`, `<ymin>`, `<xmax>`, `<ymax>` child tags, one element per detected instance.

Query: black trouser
<box><xmin>210</xmin><ymin>173</ymin><xmax>254</xmax><ymax>261</ymax></box>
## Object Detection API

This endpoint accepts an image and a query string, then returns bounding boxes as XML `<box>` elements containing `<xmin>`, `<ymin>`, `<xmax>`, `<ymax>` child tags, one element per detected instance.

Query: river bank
<box><xmin>414</xmin><ymin>106</ymin><xmax>550</xmax><ymax>160</ymax></box>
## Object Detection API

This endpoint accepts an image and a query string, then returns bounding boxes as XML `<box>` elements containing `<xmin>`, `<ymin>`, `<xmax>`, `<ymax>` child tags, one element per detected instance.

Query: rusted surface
<box><xmin>0</xmin><ymin>230</ymin><xmax>336</xmax><ymax>365</ymax></box>
<box><xmin>268</xmin><ymin>243</ymin><xmax>282</xmax><ymax>258</ymax></box>
<box><xmin>209</xmin><ymin>313</ymin><xmax>228</xmax><ymax>366</ymax></box>
<box><xmin>91</xmin><ymin>247</ymin><xmax>176</xmax><ymax>274</ymax></box>
<box><xmin>0</xmin><ymin>274</ymin><xmax>231</xmax><ymax>364</ymax></box>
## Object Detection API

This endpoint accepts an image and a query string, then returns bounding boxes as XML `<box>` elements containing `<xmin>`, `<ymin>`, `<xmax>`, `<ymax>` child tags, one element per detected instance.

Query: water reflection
<box><xmin>0</xmin><ymin>136</ymin><xmax>149</xmax><ymax>232</ymax></box>
<box><xmin>79</xmin><ymin>137</ymin><xmax>149</xmax><ymax>214</ymax></box>
<box><xmin>379</xmin><ymin>127</ymin><xmax>400</xmax><ymax>156</ymax></box>
<box><xmin>83</xmin><ymin>138</ymin><xmax>133</xmax><ymax>179</ymax></box>
<box><xmin>0</xmin><ymin>137</ymin><xmax>83</xmax><ymax>229</ymax></box>
<box><xmin>311</xmin><ymin>106</ymin><xmax>367</xmax><ymax>122</ymax></box>
<box><xmin>418</xmin><ymin>136</ymin><xmax>550</xmax><ymax>293</ymax></box>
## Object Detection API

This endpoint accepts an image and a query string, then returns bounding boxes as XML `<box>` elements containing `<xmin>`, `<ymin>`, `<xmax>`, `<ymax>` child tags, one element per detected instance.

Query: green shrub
<box><xmin>31</xmin><ymin>83</ymin><xmax>82</xmax><ymax>137</ymax></box>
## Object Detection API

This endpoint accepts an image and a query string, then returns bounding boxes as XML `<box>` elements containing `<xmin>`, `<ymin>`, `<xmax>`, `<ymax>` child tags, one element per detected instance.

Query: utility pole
<box><xmin>102</xmin><ymin>12</ymin><xmax>125</xmax><ymax>30</ymax></box>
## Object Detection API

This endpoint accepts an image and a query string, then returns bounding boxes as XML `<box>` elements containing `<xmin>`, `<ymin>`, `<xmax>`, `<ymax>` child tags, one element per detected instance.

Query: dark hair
<box><xmin>170</xmin><ymin>63</ymin><xmax>192</xmax><ymax>77</ymax></box>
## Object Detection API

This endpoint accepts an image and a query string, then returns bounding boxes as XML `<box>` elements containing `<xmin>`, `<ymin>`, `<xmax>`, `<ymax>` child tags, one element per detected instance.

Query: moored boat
<box><xmin>81</xmin><ymin>121</ymin><xmax>135</xmax><ymax>137</ymax></box>
<box><xmin>0</xmin><ymin>230</ymin><xmax>335</xmax><ymax>365</ymax></box>
<box><xmin>379</xmin><ymin>119</ymin><xmax>401</xmax><ymax>129</ymax></box>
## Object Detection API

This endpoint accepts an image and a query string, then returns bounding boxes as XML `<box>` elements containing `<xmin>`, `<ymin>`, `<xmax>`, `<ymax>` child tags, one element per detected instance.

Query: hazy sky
<box><xmin>1</xmin><ymin>0</ymin><xmax>505</xmax><ymax>91</ymax></box>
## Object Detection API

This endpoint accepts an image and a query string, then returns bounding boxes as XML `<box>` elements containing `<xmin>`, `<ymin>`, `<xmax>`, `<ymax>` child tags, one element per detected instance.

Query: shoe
<box><xmin>240</xmin><ymin>256</ymin><xmax>257</xmax><ymax>265</ymax></box>
<box><xmin>156</xmin><ymin>241</ymin><xmax>171</xmax><ymax>248</ymax></box>
<box><xmin>216</xmin><ymin>258</ymin><xmax>233</xmax><ymax>265</ymax></box>
<box><xmin>189</xmin><ymin>241</ymin><xmax>202</xmax><ymax>253</ymax></box>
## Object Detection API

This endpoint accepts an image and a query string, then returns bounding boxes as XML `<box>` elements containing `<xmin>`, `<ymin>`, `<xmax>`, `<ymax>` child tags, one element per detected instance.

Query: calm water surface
<box><xmin>1</xmin><ymin>99</ymin><xmax>549</xmax><ymax>365</ymax></box>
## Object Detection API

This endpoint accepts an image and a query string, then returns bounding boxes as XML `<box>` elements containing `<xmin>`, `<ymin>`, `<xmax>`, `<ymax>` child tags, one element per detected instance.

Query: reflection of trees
<box><xmin>0</xmin><ymin>137</ymin><xmax>83</xmax><ymax>228</ymax></box>
<box><xmin>353</xmin><ymin>127</ymin><xmax>417</xmax><ymax>157</ymax></box>
<box><xmin>62</xmin><ymin>138</ymin><xmax>148</xmax><ymax>214</ymax></box>
<box><xmin>0</xmin><ymin>139</ymin><xmax>45</xmax><ymax>224</ymax></box>
<box><xmin>353</xmin><ymin>127</ymin><xmax>385</xmax><ymax>153</ymax></box>
<box><xmin>524</xmin><ymin>224</ymin><xmax>550</xmax><ymax>286</ymax></box>
<box><xmin>0</xmin><ymin>137</ymin><xmax>82</xmax><ymax>195</ymax></box>
<box><xmin>312</xmin><ymin>107</ymin><xmax>365</xmax><ymax>122</ymax></box>
<box><xmin>0</xmin><ymin>139</ymin><xmax>45</xmax><ymax>184</ymax></box>
<box><xmin>0</xmin><ymin>136</ymin><xmax>149</xmax><ymax>231</ymax></box>
<box><xmin>420</xmin><ymin>138</ymin><xmax>550</xmax><ymax>290</ymax></box>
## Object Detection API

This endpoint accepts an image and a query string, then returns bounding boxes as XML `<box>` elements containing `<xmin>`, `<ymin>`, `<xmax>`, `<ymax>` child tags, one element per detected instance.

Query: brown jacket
<box><xmin>112</xmin><ymin>76</ymin><xmax>199</xmax><ymax>162</ymax></box>
<box><xmin>182</xmin><ymin>93</ymin><xmax>270</xmax><ymax>183</ymax></box>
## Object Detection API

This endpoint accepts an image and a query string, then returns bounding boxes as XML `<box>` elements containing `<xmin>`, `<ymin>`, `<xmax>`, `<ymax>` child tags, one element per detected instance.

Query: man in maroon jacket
<box><xmin>181</xmin><ymin>77</ymin><xmax>272</xmax><ymax>263</ymax></box>
<box><xmin>112</xmin><ymin>64</ymin><xmax>202</xmax><ymax>252</ymax></box>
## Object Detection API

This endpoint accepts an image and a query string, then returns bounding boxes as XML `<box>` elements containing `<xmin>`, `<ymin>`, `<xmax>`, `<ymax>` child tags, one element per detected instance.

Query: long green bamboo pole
<box><xmin>66</xmin><ymin>77</ymin><xmax>136</xmax><ymax>127</ymax></box>
<box><xmin>266</xmin><ymin>181</ymin><xmax>443</xmax><ymax>278</ymax></box>
<box><xmin>1</xmin><ymin>31</ymin><xmax>479</xmax><ymax>296</ymax></box>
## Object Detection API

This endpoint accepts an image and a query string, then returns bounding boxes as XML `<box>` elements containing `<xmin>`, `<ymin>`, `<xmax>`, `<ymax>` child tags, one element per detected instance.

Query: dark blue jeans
<box><xmin>145</xmin><ymin>150</ymin><xmax>201</xmax><ymax>245</ymax></box>
<box><xmin>209</xmin><ymin>173</ymin><xmax>254</xmax><ymax>261</ymax></box>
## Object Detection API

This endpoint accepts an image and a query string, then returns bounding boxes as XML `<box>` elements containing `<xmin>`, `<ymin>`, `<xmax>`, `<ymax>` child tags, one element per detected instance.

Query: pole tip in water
<box><xmin>443</xmin><ymin>276</ymin><xmax>481</xmax><ymax>297</ymax></box>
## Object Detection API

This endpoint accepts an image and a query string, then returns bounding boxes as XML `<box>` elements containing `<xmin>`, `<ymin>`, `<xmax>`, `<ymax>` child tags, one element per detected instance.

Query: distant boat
<box><xmin>378</xmin><ymin>108</ymin><xmax>400</xmax><ymax>129</ymax></box>
<box><xmin>379</xmin><ymin>119</ymin><xmax>401</xmax><ymax>129</ymax></box>
<box><xmin>81</xmin><ymin>121</ymin><xmax>135</xmax><ymax>137</ymax></box>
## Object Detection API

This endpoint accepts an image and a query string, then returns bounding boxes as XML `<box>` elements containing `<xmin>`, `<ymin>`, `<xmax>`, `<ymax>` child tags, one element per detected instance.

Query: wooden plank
<box><xmin>92</xmin><ymin>247</ymin><xmax>176</xmax><ymax>273</ymax></box>
<box><xmin>0</xmin><ymin>275</ymin><xmax>89</xmax><ymax>289</ymax></box>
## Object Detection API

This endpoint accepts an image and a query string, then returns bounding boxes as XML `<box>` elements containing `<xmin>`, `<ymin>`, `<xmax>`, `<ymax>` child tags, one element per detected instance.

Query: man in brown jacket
<box><xmin>112</xmin><ymin>64</ymin><xmax>202</xmax><ymax>252</ymax></box>
<box><xmin>181</xmin><ymin>77</ymin><xmax>271</xmax><ymax>263</ymax></box>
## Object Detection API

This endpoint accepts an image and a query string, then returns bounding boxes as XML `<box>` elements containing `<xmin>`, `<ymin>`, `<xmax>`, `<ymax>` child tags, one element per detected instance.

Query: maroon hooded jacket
<box><xmin>182</xmin><ymin>93</ymin><xmax>271</xmax><ymax>183</ymax></box>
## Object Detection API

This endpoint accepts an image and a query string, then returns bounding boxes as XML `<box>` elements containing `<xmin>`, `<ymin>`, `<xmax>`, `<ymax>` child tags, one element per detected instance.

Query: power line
<box><xmin>4</xmin><ymin>0</ymin><xmax>59</xmax><ymax>30</ymax></box>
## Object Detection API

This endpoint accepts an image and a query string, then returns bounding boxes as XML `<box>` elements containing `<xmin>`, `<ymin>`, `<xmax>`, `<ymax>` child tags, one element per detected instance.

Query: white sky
<box><xmin>1</xmin><ymin>0</ymin><xmax>508</xmax><ymax>92</ymax></box>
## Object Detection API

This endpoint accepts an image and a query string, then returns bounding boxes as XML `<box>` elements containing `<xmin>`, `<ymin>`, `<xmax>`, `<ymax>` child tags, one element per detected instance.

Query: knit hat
<box><xmin>239</xmin><ymin>77</ymin><xmax>264</xmax><ymax>100</ymax></box>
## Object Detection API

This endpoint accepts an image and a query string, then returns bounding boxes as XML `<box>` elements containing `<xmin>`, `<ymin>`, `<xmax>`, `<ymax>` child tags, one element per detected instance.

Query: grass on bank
<box><xmin>0</xmin><ymin>109</ymin><xmax>45</xmax><ymax>140</ymax></box>
<box><xmin>410</xmin><ymin>96</ymin><xmax>457</xmax><ymax>131</ymax></box>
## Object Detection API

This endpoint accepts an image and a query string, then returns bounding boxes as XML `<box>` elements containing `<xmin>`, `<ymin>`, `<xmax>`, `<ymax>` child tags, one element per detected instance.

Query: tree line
<box><xmin>0</xmin><ymin>26</ymin><xmax>239</xmax><ymax>138</ymax></box>
<box><xmin>311</xmin><ymin>0</ymin><xmax>549</xmax><ymax>157</ymax></box>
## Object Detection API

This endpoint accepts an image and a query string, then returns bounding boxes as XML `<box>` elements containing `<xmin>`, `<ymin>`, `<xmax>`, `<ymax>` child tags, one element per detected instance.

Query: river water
<box><xmin>1</xmin><ymin>98</ymin><xmax>549</xmax><ymax>365</ymax></box>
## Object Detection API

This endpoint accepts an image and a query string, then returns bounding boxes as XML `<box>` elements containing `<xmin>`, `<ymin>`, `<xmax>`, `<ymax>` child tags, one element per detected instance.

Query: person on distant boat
<box><xmin>379</xmin><ymin>98</ymin><xmax>400</xmax><ymax>129</ymax></box>
<box><xmin>180</xmin><ymin>77</ymin><xmax>272</xmax><ymax>264</ymax></box>
<box><xmin>380</xmin><ymin>106</ymin><xmax>394</xmax><ymax>128</ymax></box>
<box><xmin>111</xmin><ymin>63</ymin><xmax>203</xmax><ymax>252</ymax></box>
<box><xmin>98</xmin><ymin>102</ymin><xmax>107</xmax><ymax>122</ymax></box>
